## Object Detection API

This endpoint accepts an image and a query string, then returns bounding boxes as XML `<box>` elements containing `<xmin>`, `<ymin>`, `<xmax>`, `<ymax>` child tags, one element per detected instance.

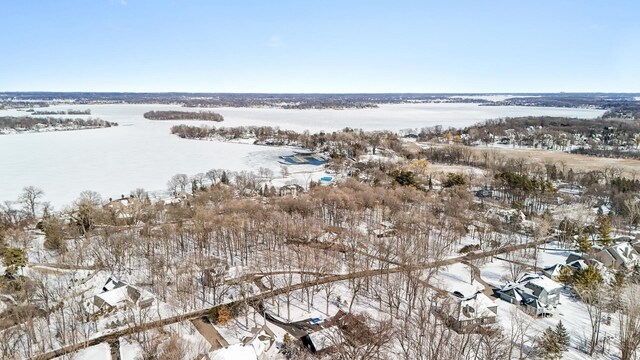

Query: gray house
<box><xmin>497</xmin><ymin>273</ymin><xmax>562</xmax><ymax>316</ymax></box>
<box><xmin>593</xmin><ymin>242</ymin><xmax>640</xmax><ymax>270</ymax></box>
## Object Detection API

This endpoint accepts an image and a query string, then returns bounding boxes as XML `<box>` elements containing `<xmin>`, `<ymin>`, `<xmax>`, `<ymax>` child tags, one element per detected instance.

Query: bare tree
<box><xmin>619</xmin><ymin>284</ymin><xmax>640</xmax><ymax>360</ymax></box>
<box><xmin>577</xmin><ymin>285</ymin><xmax>605</xmax><ymax>356</ymax></box>
<box><xmin>18</xmin><ymin>186</ymin><xmax>44</xmax><ymax>219</ymax></box>
<box><xmin>281</xmin><ymin>165</ymin><xmax>289</xmax><ymax>178</ymax></box>
<box><xmin>624</xmin><ymin>197</ymin><xmax>640</xmax><ymax>232</ymax></box>
<box><xmin>167</xmin><ymin>173</ymin><xmax>189</xmax><ymax>195</ymax></box>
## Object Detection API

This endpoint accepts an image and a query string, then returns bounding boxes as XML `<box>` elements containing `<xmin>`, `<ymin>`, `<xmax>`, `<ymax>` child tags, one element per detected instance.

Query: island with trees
<box><xmin>30</xmin><ymin>109</ymin><xmax>91</xmax><ymax>115</ymax></box>
<box><xmin>143</xmin><ymin>110</ymin><xmax>224</xmax><ymax>122</ymax></box>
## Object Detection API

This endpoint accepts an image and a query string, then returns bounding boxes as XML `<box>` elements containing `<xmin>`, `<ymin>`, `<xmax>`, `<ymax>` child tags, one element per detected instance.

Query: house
<box><xmin>567</xmin><ymin>259</ymin><xmax>588</xmax><ymax>271</ymax></box>
<box><xmin>593</xmin><ymin>242</ymin><xmax>640</xmax><ymax>270</ymax></box>
<box><xmin>300</xmin><ymin>326</ymin><xmax>343</xmax><ymax>353</ymax></box>
<box><xmin>497</xmin><ymin>273</ymin><xmax>562</xmax><ymax>316</ymax></box>
<box><xmin>565</xmin><ymin>252</ymin><xmax>583</xmax><ymax>265</ymax></box>
<box><xmin>103</xmin><ymin>196</ymin><xmax>144</xmax><ymax>224</ymax></box>
<box><xmin>632</xmin><ymin>240</ymin><xmax>640</xmax><ymax>254</ymax></box>
<box><xmin>521</xmin><ymin>273</ymin><xmax>562</xmax><ymax>306</ymax></box>
<box><xmin>371</xmin><ymin>221</ymin><xmax>395</xmax><ymax>238</ymax></box>
<box><xmin>434</xmin><ymin>290</ymin><xmax>498</xmax><ymax>333</ymax></box>
<box><xmin>209</xmin><ymin>325</ymin><xmax>275</xmax><ymax>360</ymax></box>
<box><xmin>89</xmin><ymin>279</ymin><xmax>154</xmax><ymax>315</ymax></box>
<box><xmin>497</xmin><ymin>282</ymin><xmax>525</xmax><ymax>305</ymax></box>
<box><xmin>278</xmin><ymin>184</ymin><xmax>304</xmax><ymax>197</ymax></box>
<box><xmin>542</xmin><ymin>263</ymin><xmax>566</xmax><ymax>280</ymax></box>
<box><xmin>485</xmin><ymin>208</ymin><xmax>526</xmax><ymax>224</ymax></box>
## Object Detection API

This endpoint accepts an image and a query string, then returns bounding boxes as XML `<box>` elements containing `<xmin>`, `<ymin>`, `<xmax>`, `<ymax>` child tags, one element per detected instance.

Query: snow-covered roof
<box><xmin>210</xmin><ymin>329</ymin><xmax>271</xmax><ymax>360</ymax></box>
<box><xmin>103</xmin><ymin>277</ymin><xmax>126</xmax><ymax>292</ymax></box>
<box><xmin>565</xmin><ymin>252</ymin><xmax>582</xmax><ymax>264</ymax></box>
<box><xmin>96</xmin><ymin>287</ymin><xmax>130</xmax><ymax>307</ymax></box>
<box><xmin>451</xmin><ymin>292</ymin><xmax>497</xmax><ymax>321</ymax></box>
<box><xmin>93</xmin><ymin>280</ymin><xmax>154</xmax><ymax>310</ymax></box>
<box><xmin>543</xmin><ymin>263</ymin><xmax>565</xmax><ymax>277</ymax></box>
<box><xmin>516</xmin><ymin>272</ymin><xmax>540</xmax><ymax>284</ymax></box>
<box><xmin>499</xmin><ymin>282</ymin><xmax>521</xmax><ymax>292</ymax></box>
<box><xmin>527</xmin><ymin>275</ymin><xmax>562</xmax><ymax>293</ymax></box>
<box><xmin>506</xmin><ymin>273</ymin><xmax>562</xmax><ymax>295</ymax></box>
<box><xmin>602</xmin><ymin>242</ymin><xmax>639</xmax><ymax>268</ymax></box>
<box><xmin>568</xmin><ymin>259</ymin><xmax>588</xmax><ymax>270</ymax></box>
<box><xmin>210</xmin><ymin>344</ymin><xmax>257</xmax><ymax>360</ymax></box>
<box><xmin>306</xmin><ymin>326</ymin><xmax>342</xmax><ymax>352</ymax></box>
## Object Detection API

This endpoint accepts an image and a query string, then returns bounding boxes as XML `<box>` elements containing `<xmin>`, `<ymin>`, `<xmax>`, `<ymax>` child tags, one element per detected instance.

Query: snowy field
<box><xmin>0</xmin><ymin>103</ymin><xmax>604</xmax><ymax>208</ymax></box>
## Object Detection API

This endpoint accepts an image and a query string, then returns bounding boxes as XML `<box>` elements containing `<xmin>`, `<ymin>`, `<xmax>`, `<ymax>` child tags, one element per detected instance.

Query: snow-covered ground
<box><xmin>476</xmin><ymin>255</ymin><xmax>622</xmax><ymax>359</ymax></box>
<box><xmin>0</xmin><ymin>103</ymin><xmax>605</xmax><ymax>208</ymax></box>
<box><xmin>53</xmin><ymin>342</ymin><xmax>110</xmax><ymax>360</ymax></box>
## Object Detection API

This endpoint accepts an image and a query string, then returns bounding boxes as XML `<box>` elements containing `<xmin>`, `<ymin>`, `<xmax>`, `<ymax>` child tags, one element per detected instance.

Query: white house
<box><xmin>435</xmin><ymin>290</ymin><xmax>498</xmax><ymax>332</ymax></box>
<box><xmin>209</xmin><ymin>325</ymin><xmax>275</xmax><ymax>360</ymax></box>
<box><xmin>89</xmin><ymin>278</ymin><xmax>154</xmax><ymax>315</ymax></box>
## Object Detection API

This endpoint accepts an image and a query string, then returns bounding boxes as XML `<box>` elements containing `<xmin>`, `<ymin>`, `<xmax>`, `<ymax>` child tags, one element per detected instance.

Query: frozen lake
<box><xmin>0</xmin><ymin>103</ymin><xmax>604</xmax><ymax>208</ymax></box>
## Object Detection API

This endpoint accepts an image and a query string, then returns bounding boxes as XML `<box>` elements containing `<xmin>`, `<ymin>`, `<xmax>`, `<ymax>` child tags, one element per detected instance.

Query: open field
<box><xmin>478</xmin><ymin>146</ymin><xmax>640</xmax><ymax>177</ymax></box>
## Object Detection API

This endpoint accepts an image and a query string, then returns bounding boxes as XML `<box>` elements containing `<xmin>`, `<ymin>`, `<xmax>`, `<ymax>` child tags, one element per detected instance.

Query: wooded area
<box><xmin>143</xmin><ymin>111</ymin><xmax>224</xmax><ymax>122</ymax></box>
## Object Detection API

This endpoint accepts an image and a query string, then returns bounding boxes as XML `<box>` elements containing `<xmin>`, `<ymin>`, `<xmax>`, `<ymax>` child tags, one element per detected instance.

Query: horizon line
<box><xmin>2</xmin><ymin>91</ymin><xmax>639</xmax><ymax>95</ymax></box>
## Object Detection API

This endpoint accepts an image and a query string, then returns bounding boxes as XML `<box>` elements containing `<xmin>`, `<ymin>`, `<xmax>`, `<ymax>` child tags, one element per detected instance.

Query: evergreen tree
<box><xmin>220</xmin><ymin>171</ymin><xmax>229</xmax><ymax>185</ymax></box>
<box><xmin>3</xmin><ymin>247</ymin><xmax>27</xmax><ymax>277</ymax></box>
<box><xmin>555</xmin><ymin>321</ymin><xmax>570</xmax><ymax>351</ymax></box>
<box><xmin>557</xmin><ymin>266</ymin><xmax>574</xmax><ymax>288</ymax></box>
<box><xmin>576</xmin><ymin>233</ymin><xmax>592</xmax><ymax>254</ymax></box>
<box><xmin>281</xmin><ymin>333</ymin><xmax>296</xmax><ymax>359</ymax></box>
<box><xmin>599</xmin><ymin>216</ymin><xmax>612</xmax><ymax>247</ymax></box>
<box><xmin>574</xmin><ymin>265</ymin><xmax>603</xmax><ymax>291</ymax></box>
<box><xmin>612</xmin><ymin>270</ymin><xmax>625</xmax><ymax>288</ymax></box>
<box><xmin>540</xmin><ymin>327</ymin><xmax>562</xmax><ymax>360</ymax></box>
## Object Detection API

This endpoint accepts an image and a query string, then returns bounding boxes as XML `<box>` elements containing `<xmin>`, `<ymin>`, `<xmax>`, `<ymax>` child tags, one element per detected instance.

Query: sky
<box><xmin>0</xmin><ymin>0</ymin><xmax>638</xmax><ymax>93</ymax></box>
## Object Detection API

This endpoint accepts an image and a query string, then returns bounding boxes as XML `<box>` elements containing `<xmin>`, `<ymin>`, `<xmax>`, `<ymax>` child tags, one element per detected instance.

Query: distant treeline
<box><xmin>449</xmin><ymin>116</ymin><xmax>640</xmax><ymax>148</ymax></box>
<box><xmin>3</xmin><ymin>92</ymin><xmax>640</xmax><ymax>114</ymax></box>
<box><xmin>570</xmin><ymin>148</ymin><xmax>640</xmax><ymax>159</ymax></box>
<box><xmin>30</xmin><ymin>109</ymin><xmax>91</xmax><ymax>115</ymax></box>
<box><xmin>143</xmin><ymin>110</ymin><xmax>224</xmax><ymax>122</ymax></box>
<box><xmin>603</xmin><ymin>103</ymin><xmax>640</xmax><ymax>120</ymax></box>
<box><xmin>468</xmin><ymin>117</ymin><xmax>640</xmax><ymax>139</ymax></box>
<box><xmin>0</xmin><ymin>116</ymin><xmax>117</xmax><ymax>132</ymax></box>
<box><xmin>183</xmin><ymin>99</ymin><xmax>379</xmax><ymax>110</ymax></box>
<box><xmin>0</xmin><ymin>101</ymin><xmax>49</xmax><ymax>110</ymax></box>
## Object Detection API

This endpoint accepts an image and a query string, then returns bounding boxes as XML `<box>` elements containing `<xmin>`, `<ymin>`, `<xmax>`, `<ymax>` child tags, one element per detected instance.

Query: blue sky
<box><xmin>1</xmin><ymin>1</ymin><xmax>638</xmax><ymax>93</ymax></box>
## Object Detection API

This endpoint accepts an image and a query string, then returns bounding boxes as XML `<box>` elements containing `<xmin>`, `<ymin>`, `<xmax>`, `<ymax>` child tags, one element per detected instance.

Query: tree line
<box><xmin>0</xmin><ymin>116</ymin><xmax>117</xmax><ymax>132</ymax></box>
<box><xmin>30</xmin><ymin>109</ymin><xmax>91</xmax><ymax>115</ymax></box>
